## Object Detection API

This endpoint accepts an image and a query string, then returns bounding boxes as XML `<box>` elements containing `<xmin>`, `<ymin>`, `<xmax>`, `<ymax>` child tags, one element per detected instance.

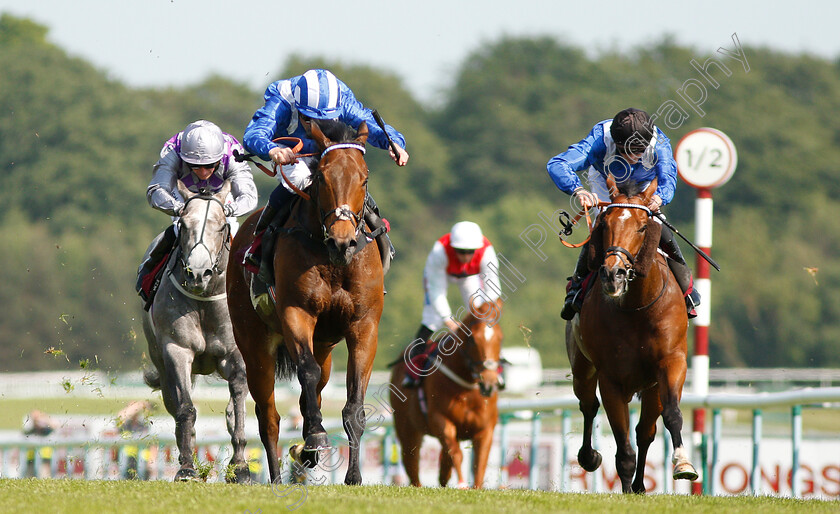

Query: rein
<box><xmin>559</xmin><ymin>201</ymin><xmax>611</xmax><ymax>248</ymax></box>
<box><xmin>437</xmin><ymin>330</ymin><xmax>502</xmax><ymax>391</ymax></box>
<box><xmin>614</xmin><ymin>260</ymin><xmax>669</xmax><ymax>313</ymax></box>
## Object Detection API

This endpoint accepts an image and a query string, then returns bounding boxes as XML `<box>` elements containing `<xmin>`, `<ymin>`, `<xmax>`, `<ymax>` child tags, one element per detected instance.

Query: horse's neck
<box><xmin>623</xmin><ymin>256</ymin><xmax>667</xmax><ymax>308</ymax></box>
<box><xmin>439</xmin><ymin>329</ymin><xmax>475</xmax><ymax>378</ymax></box>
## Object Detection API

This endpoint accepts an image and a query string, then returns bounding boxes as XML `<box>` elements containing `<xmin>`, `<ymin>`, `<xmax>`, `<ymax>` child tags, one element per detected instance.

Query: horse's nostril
<box><xmin>203</xmin><ymin>269</ymin><xmax>213</xmax><ymax>279</ymax></box>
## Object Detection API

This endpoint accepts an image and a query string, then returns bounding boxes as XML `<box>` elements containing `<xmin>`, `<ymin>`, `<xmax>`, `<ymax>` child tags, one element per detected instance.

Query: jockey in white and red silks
<box><xmin>402</xmin><ymin>221</ymin><xmax>501</xmax><ymax>387</ymax></box>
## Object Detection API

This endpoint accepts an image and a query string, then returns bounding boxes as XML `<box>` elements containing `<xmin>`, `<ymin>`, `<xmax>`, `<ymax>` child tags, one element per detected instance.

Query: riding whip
<box><xmin>652</xmin><ymin>212</ymin><xmax>721</xmax><ymax>271</ymax></box>
<box><xmin>371</xmin><ymin>109</ymin><xmax>401</xmax><ymax>162</ymax></box>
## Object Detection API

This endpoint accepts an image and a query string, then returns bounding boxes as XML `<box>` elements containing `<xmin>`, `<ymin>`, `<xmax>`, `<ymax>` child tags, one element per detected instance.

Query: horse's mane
<box><xmin>311</xmin><ymin>118</ymin><xmax>360</xmax><ymax>145</ymax></box>
<box><xmin>613</xmin><ymin>179</ymin><xmax>644</xmax><ymax>198</ymax></box>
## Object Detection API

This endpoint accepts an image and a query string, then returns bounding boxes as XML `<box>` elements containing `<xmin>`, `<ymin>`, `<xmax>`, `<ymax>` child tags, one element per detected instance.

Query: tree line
<box><xmin>1</xmin><ymin>14</ymin><xmax>839</xmax><ymax>373</ymax></box>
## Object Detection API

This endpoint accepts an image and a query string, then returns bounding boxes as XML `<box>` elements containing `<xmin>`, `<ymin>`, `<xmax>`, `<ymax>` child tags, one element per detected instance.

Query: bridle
<box><xmin>311</xmin><ymin>143</ymin><xmax>369</xmax><ymax>246</ymax></box>
<box><xmin>601</xmin><ymin>202</ymin><xmax>652</xmax><ymax>285</ymax></box>
<box><xmin>437</xmin><ymin>322</ymin><xmax>502</xmax><ymax>394</ymax></box>
<box><xmin>176</xmin><ymin>194</ymin><xmax>230</xmax><ymax>281</ymax></box>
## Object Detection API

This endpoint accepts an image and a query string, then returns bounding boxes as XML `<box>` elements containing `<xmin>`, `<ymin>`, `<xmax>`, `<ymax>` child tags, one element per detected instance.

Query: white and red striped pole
<box><xmin>673</xmin><ymin>127</ymin><xmax>736</xmax><ymax>495</ymax></box>
<box><xmin>691</xmin><ymin>188</ymin><xmax>713</xmax><ymax>495</ymax></box>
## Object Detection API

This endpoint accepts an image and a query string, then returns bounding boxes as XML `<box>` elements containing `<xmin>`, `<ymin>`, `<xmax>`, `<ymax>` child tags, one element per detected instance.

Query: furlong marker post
<box><xmin>674</xmin><ymin>127</ymin><xmax>737</xmax><ymax>495</ymax></box>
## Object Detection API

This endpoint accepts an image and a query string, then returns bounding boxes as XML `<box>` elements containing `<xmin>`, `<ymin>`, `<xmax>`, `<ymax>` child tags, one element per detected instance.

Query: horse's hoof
<box><xmin>673</xmin><ymin>462</ymin><xmax>699</xmax><ymax>481</ymax></box>
<box><xmin>344</xmin><ymin>471</ymin><xmax>362</xmax><ymax>485</ymax></box>
<box><xmin>174</xmin><ymin>467</ymin><xmax>198</xmax><ymax>482</ymax></box>
<box><xmin>457</xmin><ymin>481</ymin><xmax>469</xmax><ymax>489</ymax></box>
<box><xmin>289</xmin><ymin>443</ymin><xmax>319</xmax><ymax>469</ymax></box>
<box><xmin>304</xmin><ymin>432</ymin><xmax>331</xmax><ymax>451</ymax></box>
<box><xmin>578</xmin><ymin>448</ymin><xmax>602</xmax><ymax>472</ymax></box>
<box><xmin>226</xmin><ymin>464</ymin><xmax>252</xmax><ymax>484</ymax></box>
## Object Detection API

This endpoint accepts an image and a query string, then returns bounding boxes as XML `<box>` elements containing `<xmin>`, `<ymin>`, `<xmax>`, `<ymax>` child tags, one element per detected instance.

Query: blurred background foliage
<box><xmin>1</xmin><ymin>14</ymin><xmax>838</xmax><ymax>372</ymax></box>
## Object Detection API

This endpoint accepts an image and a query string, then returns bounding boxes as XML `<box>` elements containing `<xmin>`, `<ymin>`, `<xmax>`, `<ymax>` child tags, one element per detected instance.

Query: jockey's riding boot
<box><xmin>135</xmin><ymin>224</ymin><xmax>177</xmax><ymax>297</ymax></box>
<box><xmin>364</xmin><ymin>192</ymin><xmax>395</xmax><ymax>276</ymax></box>
<box><xmin>660</xmin><ymin>225</ymin><xmax>701</xmax><ymax>318</ymax></box>
<box><xmin>561</xmin><ymin>244</ymin><xmax>590</xmax><ymax>321</ymax></box>
<box><xmin>243</xmin><ymin>203</ymin><xmax>279</xmax><ymax>269</ymax></box>
<box><xmin>256</xmin><ymin>188</ymin><xmax>298</xmax><ymax>285</ymax></box>
<box><xmin>256</xmin><ymin>227</ymin><xmax>278</xmax><ymax>286</ymax></box>
<box><xmin>401</xmin><ymin>325</ymin><xmax>433</xmax><ymax>388</ymax></box>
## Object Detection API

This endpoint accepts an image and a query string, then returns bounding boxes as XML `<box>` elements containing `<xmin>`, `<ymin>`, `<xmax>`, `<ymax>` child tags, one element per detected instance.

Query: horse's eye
<box><xmin>637</xmin><ymin>225</ymin><xmax>647</xmax><ymax>233</ymax></box>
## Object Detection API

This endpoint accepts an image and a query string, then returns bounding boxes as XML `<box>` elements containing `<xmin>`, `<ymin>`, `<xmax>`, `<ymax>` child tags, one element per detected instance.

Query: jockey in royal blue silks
<box><xmin>241</xmin><ymin>69</ymin><xmax>409</xmax><ymax>284</ymax></box>
<box><xmin>136</xmin><ymin>120</ymin><xmax>258</xmax><ymax>302</ymax></box>
<box><xmin>546</xmin><ymin>108</ymin><xmax>701</xmax><ymax>320</ymax></box>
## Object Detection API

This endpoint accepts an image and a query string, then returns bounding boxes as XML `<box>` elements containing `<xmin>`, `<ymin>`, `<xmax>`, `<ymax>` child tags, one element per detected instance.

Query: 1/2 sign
<box><xmin>675</xmin><ymin>128</ymin><xmax>737</xmax><ymax>189</ymax></box>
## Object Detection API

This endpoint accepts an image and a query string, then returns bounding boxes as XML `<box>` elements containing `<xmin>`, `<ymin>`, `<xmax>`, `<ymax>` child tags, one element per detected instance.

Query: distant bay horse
<box><xmin>389</xmin><ymin>298</ymin><xmax>504</xmax><ymax>488</ymax></box>
<box><xmin>141</xmin><ymin>180</ymin><xmax>250</xmax><ymax>482</ymax></box>
<box><xmin>565</xmin><ymin>174</ymin><xmax>698</xmax><ymax>493</ymax></box>
<box><xmin>226</xmin><ymin>119</ymin><xmax>384</xmax><ymax>485</ymax></box>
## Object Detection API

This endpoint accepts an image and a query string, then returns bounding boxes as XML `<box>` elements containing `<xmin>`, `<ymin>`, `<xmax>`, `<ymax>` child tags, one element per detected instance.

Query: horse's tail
<box><xmin>275</xmin><ymin>345</ymin><xmax>297</xmax><ymax>381</ymax></box>
<box><xmin>143</xmin><ymin>367</ymin><xmax>161</xmax><ymax>391</ymax></box>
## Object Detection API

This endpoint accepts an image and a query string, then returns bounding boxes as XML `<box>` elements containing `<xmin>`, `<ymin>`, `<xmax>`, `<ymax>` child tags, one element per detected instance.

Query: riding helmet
<box><xmin>450</xmin><ymin>221</ymin><xmax>484</xmax><ymax>250</ymax></box>
<box><xmin>610</xmin><ymin>108</ymin><xmax>653</xmax><ymax>153</ymax></box>
<box><xmin>180</xmin><ymin>120</ymin><xmax>225</xmax><ymax>165</ymax></box>
<box><xmin>294</xmin><ymin>69</ymin><xmax>342</xmax><ymax>119</ymax></box>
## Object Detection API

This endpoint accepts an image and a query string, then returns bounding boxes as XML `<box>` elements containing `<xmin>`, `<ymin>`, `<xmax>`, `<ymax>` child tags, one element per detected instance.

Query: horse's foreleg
<box><xmin>219</xmin><ymin>354</ymin><xmax>250</xmax><ymax>484</ymax></box>
<box><xmin>394</xmin><ymin>415</ymin><xmax>424</xmax><ymax>487</ymax></box>
<box><xmin>432</xmin><ymin>420</ymin><xmax>464</xmax><ymax>488</ymax></box>
<box><xmin>598</xmin><ymin>379</ymin><xmax>635</xmax><ymax>493</ymax></box>
<box><xmin>282</xmin><ymin>308</ymin><xmax>327</xmax><ymax>454</ymax></box>
<box><xmin>632</xmin><ymin>387</ymin><xmax>662</xmax><ymax>494</ymax></box>
<box><xmin>162</xmin><ymin>344</ymin><xmax>198</xmax><ymax>481</ymax></box>
<box><xmin>471</xmin><ymin>426</ymin><xmax>496</xmax><ymax>489</ymax></box>
<box><xmin>569</xmin><ymin>347</ymin><xmax>601</xmax><ymax>472</ymax></box>
<box><xmin>659</xmin><ymin>356</ymin><xmax>698</xmax><ymax>482</ymax></box>
<box><xmin>341</xmin><ymin>320</ymin><xmax>378</xmax><ymax>485</ymax></box>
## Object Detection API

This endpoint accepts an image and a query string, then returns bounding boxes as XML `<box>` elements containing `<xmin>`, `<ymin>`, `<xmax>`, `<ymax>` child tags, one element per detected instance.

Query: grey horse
<box><xmin>141</xmin><ymin>180</ymin><xmax>250</xmax><ymax>483</ymax></box>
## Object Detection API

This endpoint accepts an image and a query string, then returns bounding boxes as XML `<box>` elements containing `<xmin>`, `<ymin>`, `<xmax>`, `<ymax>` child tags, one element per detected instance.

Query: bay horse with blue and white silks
<box><xmin>226</xmin><ymin>119</ymin><xmax>384</xmax><ymax>486</ymax></box>
<box><xmin>565</xmin><ymin>173</ymin><xmax>698</xmax><ymax>493</ymax></box>
<box><xmin>389</xmin><ymin>298</ymin><xmax>504</xmax><ymax>488</ymax></box>
<box><xmin>141</xmin><ymin>180</ymin><xmax>250</xmax><ymax>483</ymax></box>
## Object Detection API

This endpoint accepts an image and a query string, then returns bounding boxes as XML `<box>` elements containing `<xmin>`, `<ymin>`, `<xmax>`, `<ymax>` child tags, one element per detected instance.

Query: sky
<box><xmin>1</xmin><ymin>0</ymin><xmax>839</xmax><ymax>104</ymax></box>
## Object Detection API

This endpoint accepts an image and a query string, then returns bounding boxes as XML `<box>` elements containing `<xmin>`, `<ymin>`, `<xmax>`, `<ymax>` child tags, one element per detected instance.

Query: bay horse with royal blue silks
<box><xmin>389</xmin><ymin>298</ymin><xmax>504</xmax><ymax>488</ymax></box>
<box><xmin>565</xmin><ymin>173</ymin><xmax>698</xmax><ymax>493</ymax></box>
<box><xmin>226</xmin><ymin>119</ymin><xmax>383</xmax><ymax>485</ymax></box>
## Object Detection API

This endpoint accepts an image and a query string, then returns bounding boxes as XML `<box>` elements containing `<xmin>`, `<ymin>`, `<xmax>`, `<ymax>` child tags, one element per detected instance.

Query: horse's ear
<box><xmin>606</xmin><ymin>173</ymin><xmax>619</xmax><ymax>201</ymax></box>
<box><xmin>587</xmin><ymin>221</ymin><xmax>604</xmax><ymax>272</ymax></box>
<box><xmin>176</xmin><ymin>180</ymin><xmax>192</xmax><ymax>202</ymax></box>
<box><xmin>633</xmin><ymin>218</ymin><xmax>662</xmax><ymax>277</ymax></box>
<box><xmin>640</xmin><ymin>177</ymin><xmax>658</xmax><ymax>204</ymax></box>
<box><xmin>309</xmin><ymin>119</ymin><xmax>331</xmax><ymax>151</ymax></box>
<box><xmin>354</xmin><ymin>121</ymin><xmax>369</xmax><ymax>146</ymax></box>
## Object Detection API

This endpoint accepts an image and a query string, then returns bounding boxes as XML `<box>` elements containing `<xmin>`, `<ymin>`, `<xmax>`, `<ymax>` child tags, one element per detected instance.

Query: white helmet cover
<box><xmin>450</xmin><ymin>221</ymin><xmax>484</xmax><ymax>250</ymax></box>
<box><xmin>180</xmin><ymin>120</ymin><xmax>225</xmax><ymax>165</ymax></box>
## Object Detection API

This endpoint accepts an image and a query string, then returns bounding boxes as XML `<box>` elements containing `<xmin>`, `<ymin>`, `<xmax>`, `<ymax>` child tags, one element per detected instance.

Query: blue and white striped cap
<box><xmin>293</xmin><ymin>69</ymin><xmax>342</xmax><ymax>119</ymax></box>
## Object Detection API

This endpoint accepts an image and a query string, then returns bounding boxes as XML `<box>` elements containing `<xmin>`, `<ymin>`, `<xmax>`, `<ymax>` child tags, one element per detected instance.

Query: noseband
<box><xmin>314</xmin><ymin>143</ymin><xmax>368</xmax><ymax>245</ymax></box>
<box><xmin>178</xmin><ymin>194</ymin><xmax>230</xmax><ymax>278</ymax></box>
<box><xmin>602</xmin><ymin>202</ymin><xmax>652</xmax><ymax>284</ymax></box>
